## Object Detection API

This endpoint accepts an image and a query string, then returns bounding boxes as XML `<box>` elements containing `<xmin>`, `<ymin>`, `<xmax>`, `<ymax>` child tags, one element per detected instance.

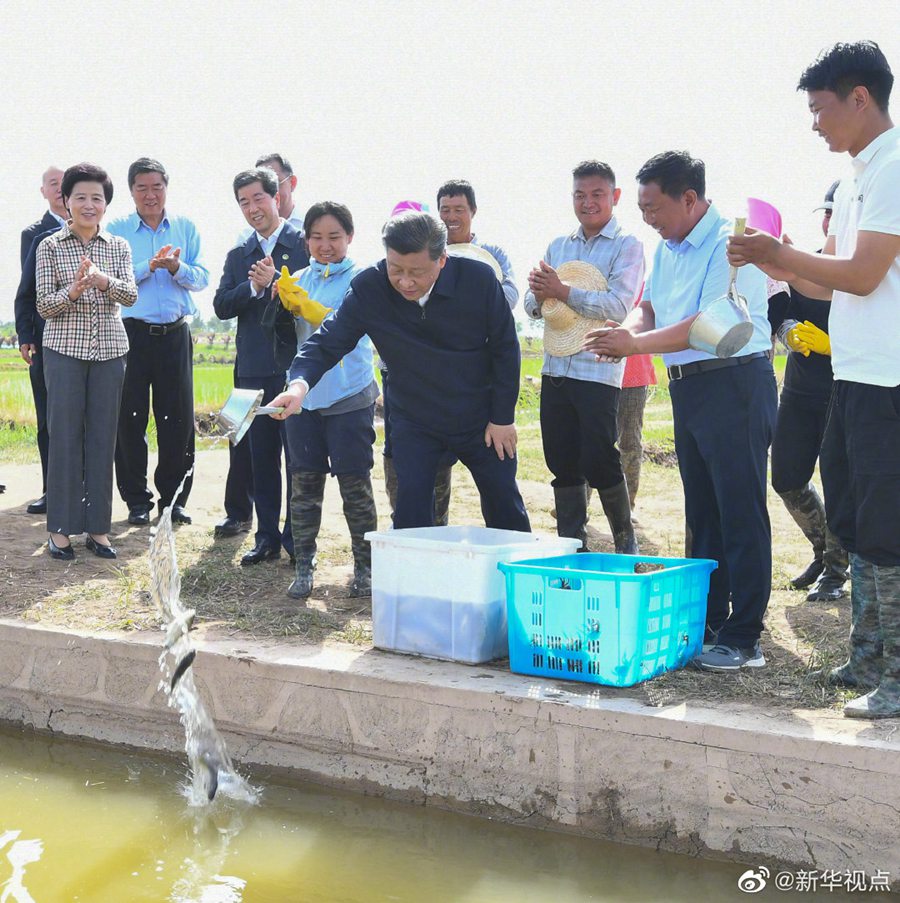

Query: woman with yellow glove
<box><xmin>280</xmin><ymin>202</ymin><xmax>378</xmax><ymax>602</ymax></box>
<box><xmin>766</xmin><ymin>189</ymin><xmax>848</xmax><ymax>603</ymax></box>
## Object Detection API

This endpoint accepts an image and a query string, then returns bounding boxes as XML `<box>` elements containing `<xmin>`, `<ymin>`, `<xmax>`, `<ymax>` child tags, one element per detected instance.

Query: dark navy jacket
<box><xmin>213</xmin><ymin>222</ymin><xmax>309</xmax><ymax>379</ymax></box>
<box><xmin>290</xmin><ymin>256</ymin><xmax>521</xmax><ymax>434</ymax></box>
<box><xmin>20</xmin><ymin>211</ymin><xmax>59</xmax><ymax>268</ymax></box>
<box><xmin>15</xmin><ymin>223</ymin><xmax>61</xmax><ymax>347</ymax></box>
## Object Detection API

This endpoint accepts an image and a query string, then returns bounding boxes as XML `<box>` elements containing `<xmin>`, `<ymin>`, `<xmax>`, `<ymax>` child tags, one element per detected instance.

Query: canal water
<box><xmin>0</xmin><ymin>725</ymin><xmax>884</xmax><ymax>902</ymax></box>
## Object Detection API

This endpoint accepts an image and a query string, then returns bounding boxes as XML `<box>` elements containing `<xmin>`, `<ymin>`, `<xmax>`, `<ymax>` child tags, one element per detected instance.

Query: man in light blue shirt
<box><xmin>585</xmin><ymin>151</ymin><xmax>777</xmax><ymax>672</ymax></box>
<box><xmin>524</xmin><ymin>160</ymin><xmax>644</xmax><ymax>554</ymax></box>
<box><xmin>107</xmin><ymin>157</ymin><xmax>209</xmax><ymax>526</ymax></box>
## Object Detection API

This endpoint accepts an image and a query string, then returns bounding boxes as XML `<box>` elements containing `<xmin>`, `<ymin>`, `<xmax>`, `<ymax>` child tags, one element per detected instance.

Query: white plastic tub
<box><xmin>365</xmin><ymin>526</ymin><xmax>581</xmax><ymax>664</ymax></box>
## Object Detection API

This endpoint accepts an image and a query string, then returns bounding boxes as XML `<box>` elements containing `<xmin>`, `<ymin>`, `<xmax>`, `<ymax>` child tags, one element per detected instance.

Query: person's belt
<box><xmin>667</xmin><ymin>351</ymin><xmax>768</xmax><ymax>381</ymax></box>
<box><xmin>128</xmin><ymin>316</ymin><xmax>187</xmax><ymax>336</ymax></box>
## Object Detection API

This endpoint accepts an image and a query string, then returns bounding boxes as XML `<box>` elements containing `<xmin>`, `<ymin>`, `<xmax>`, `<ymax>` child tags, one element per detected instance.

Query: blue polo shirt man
<box><xmin>584</xmin><ymin>151</ymin><xmax>777</xmax><ymax>671</ymax></box>
<box><xmin>107</xmin><ymin>158</ymin><xmax>209</xmax><ymax>524</ymax></box>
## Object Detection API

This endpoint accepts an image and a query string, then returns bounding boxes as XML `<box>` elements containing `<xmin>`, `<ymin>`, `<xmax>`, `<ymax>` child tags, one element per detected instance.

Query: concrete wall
<box><xmin>1</xmin><ymin>619</ymin><xmax>898</xmax><ymax>882</ymax></box>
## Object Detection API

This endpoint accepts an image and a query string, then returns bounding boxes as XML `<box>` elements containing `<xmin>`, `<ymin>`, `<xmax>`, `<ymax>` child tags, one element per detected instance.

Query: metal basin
<box><xmin>216</xmin><ymin>388</ymin><xmax>282</xmax><ymax>445</ymax></box>
<box><xmin>687</xmin><ymin>293</ymin><xmax>754</xmax><ymax>358</ymax></box>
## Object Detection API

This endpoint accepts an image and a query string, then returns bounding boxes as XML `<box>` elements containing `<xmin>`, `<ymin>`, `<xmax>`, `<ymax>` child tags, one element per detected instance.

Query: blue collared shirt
<box><xmin>523</xmin><ymin>217</ymin><xmax>645</xmax><ymax>386</ymax></box>
<box><xmin>107</xmin><ymin>211</ymin><xmax>210</xmax><ymax>323</ymax></box>
<box><xmin>644</xmin><ymin>205</ymin><xmax>771</xmax><ymax>367</ymax></box>
<box><xmin>471</xmin><ymin>233</ymin><xmax>519</xmax><ymax>309</ymax></box>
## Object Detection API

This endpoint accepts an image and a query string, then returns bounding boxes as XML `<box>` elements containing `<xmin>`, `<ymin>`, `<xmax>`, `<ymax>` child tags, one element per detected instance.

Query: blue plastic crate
<box><xmin>498</xmin><ymin>553</ymin><xmax>717</xmax><ymax>687</ymax></box>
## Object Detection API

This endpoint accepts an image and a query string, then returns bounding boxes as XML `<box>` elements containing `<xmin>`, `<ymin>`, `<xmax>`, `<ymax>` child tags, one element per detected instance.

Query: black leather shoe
<box><xmin>215</xmin><ymin>516</ymin><xmax>252</xmax><ymax>537</ymax></box>
<box><xmin>47</xmin><ymin>535</ymin><xmax>75</xmax><ymax>561</ymax></box>
<box><xmin>27</xmin><ymin>495</ymin><xmax>47</xmax><ymax>514</ymax></box>
<box><xmin>171</xmin><ymin>506</ymin><xmax>192</xmax><ymax>525</ymax></box>
<box><xmin>241</xmin><ymin>542</ymin><xmax>281</xmax><ymax>566</ymax></box>
<box><xmin>86</xmin><ymin>535</ymin><xmax>117</xmax><ymax>559</ymax></box>
<box><xmin>128</xmin><ymin>504</ymin><xmax>152</xmax><ymax>526</ymax></box>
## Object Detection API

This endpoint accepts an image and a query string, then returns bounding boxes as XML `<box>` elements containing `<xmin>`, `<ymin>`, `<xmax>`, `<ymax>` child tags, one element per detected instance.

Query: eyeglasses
<box><xmin>278</xmin><ymin>176</ymin><xmax>292</xmax><ymax>186</ymax></box>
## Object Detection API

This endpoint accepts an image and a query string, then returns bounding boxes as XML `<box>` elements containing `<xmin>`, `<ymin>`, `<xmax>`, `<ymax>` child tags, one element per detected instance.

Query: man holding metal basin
<box><xmin>268</xmin><ymin>211</ymin><xmax>530</xmax><ymax>534</ymax></box>
<box><xmin>728</xmin><ymin>41</ymin><xmax>900</xmax><ymax>719</ymax></box>
<box><xmin>583</xmin><ymin>150</ymin><xmax>777</xmax><ymax>673</ymax></box>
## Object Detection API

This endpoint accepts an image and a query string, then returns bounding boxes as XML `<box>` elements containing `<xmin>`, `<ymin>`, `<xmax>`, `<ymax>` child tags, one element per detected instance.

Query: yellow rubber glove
<box><xmin>794</xmin><ymin>320</ymin><xmax>831</xmax><ymax>357</ymax></box>
<box><xmin>275</xmin><ymin>266</ymin><xmax>332</xmax><ymax>327</ymax></box>
<box><xmin>785</xmin><ymin>324</ymin><xmax>811</xmax><ymax>357</ymax></box>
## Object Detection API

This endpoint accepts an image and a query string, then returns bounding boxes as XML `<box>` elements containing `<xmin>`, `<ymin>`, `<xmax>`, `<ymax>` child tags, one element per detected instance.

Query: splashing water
<box><xmin>149</xmin><ymin>486</ymin><xmax>257</xmax><ymax>808</ymax></box>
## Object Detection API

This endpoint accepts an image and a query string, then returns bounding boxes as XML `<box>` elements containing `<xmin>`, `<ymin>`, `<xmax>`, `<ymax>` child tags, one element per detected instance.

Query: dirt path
<box><xmin>0</xmin><ymin>448</ymin><xmax>852</xmax><ymax>711</ymax></box>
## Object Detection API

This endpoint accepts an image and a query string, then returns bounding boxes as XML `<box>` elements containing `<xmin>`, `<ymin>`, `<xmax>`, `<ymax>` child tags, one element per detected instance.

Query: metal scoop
<box><xmin>215</xmin><ymin>388</ymin><xmax>285</xmax><ymax>445</ymax></box>
<box><xmin>687</xmin><ymin>217</ymin><xmax>754</xmax><ymax>359</ymax></box>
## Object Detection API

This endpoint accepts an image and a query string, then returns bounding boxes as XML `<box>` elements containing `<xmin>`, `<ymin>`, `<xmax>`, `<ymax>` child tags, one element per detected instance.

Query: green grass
<box><xmin>0</xmin><ymin>344</ymin><xmax>787</xmax><ymax>462</ymax></box>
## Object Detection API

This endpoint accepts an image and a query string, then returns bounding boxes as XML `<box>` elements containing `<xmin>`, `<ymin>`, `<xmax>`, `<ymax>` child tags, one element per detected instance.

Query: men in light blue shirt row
<box><xmin>107</xmin><ymin>158</ymin><xmax>210</xmax><ymax>526</ymax></box>
<box><xmin>585</xmin><ymin>151</ymin><xmax>777</xmax><ymax>672</ymax></box>
<box><xmin>524</xmin><ymin>160</ymin><xmax>644</xmax><ymax>555</ymax></box>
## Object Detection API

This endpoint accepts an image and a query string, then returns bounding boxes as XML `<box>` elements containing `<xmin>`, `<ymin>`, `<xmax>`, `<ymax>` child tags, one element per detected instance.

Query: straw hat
<box><xmin>542</xmin><ymin>261</ymin><xmax>609</xmax><ymax>357</ymax></box>
<box><xmin>446</xmin><ymin>243</ymin><xmax>503</xmax><ymax>281</ymax></box>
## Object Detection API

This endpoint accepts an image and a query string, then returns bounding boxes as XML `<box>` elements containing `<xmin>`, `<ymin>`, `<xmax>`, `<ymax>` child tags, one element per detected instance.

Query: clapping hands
<box><xmin>68</xmin><ymin>256</ymin><xmax>110</xmax><ymax>300</ymax></box>
<box><xmin>149</xmin><ymin>245</ymin><xmax>182</xmax><ymax>274</ymax></box>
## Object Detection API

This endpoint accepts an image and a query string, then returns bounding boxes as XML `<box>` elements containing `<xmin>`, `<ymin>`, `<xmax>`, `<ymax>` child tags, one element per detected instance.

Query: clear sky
<box><xmin>1</xmin><ymin>0</ymin><xmax>898</xmax><ymax>324</ymax></box>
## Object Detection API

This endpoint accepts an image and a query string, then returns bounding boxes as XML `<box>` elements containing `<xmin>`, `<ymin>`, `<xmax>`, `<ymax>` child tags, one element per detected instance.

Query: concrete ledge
<box><xmin>1</xmin><ymin>618</ymin><xmax>898</xmax><ymax>879</ymax></box>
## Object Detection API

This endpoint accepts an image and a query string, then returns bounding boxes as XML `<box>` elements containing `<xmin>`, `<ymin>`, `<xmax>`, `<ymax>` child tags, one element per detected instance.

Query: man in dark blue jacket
<box><xmin>269</xmin><ymin>211</ymin><xmax>530</xmax><ymax>532</ymax></box>
<box><xmin>213</xmin><ymin>167</ymin><xmax>309</xmax><ymax>565</ymax></box>
<box><xmin>15</xmin><ymin>167</ymin><xmax>69</xmax><ymax>514</ymax></box>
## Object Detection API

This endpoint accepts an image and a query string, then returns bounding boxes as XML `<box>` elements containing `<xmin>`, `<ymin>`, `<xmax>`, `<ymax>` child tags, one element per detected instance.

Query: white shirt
<box><xmin>828</xmin><ymin>125</ymin><xmax>900</xmax><ymax>386</ymax></box>
<box><xmin>250</xmin><ymin>220</ymin><xmax>286</xmax><ymax>298</ymax></box>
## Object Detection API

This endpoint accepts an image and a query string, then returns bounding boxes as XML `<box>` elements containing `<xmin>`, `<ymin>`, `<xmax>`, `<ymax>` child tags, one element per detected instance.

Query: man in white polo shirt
<box><xmin>728</xmin><ymin>40</ymin><xmax>900</xmax><ymax>719</ymax></box>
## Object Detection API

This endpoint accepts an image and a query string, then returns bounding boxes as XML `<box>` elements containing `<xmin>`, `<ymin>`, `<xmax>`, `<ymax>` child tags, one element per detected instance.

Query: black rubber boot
<box><xmin>598</xmin><ymin>480</ymin><xmax>639</xmax><ymax>555</ymax></box>
<box><xmin>288</xmin><ymin>471</ymin><xmax>326</xmax><ymax>600</ymax></box>
<box><xmin>337</xmin><ymin>473</ymin><xmax>377</xmax><ymax>597</ymax></box>
<box><xmin>553</xmin><ymin>484</ymin><xmax>588</xmax><ymax>551</ymax></box>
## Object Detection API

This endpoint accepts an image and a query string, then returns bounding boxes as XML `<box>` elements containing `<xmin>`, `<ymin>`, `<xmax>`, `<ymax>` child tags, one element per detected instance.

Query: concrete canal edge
<box><xmin>1</xmin><ymin>618</ymin><xmax>898</xmax><ymax>884</ymax></box>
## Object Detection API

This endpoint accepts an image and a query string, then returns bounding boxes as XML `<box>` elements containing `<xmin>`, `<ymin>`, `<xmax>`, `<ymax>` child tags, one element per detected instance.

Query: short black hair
<box><xmin>304</xmin><ymin>201</ymin><xmax>354</xmax><ymax>237</ymax></box>
<box><xmin>256</xmin><ymin>153</ymin><xmax>293</xmax><ymax>177</ymax></box>
<box><xmin>232</xmin><ymin>167</ymin><xmax>279</xmax><ymax>201</ymax></box>
<box><xmin>572</xmin><ymin>160</ymin><xmax>616</xmax><ymax>187</ymax></box>
<box><xmin>798</xmin><ymin>41</ymin><xmax>893</xmax><ymax>112</ymax></box>
<box><xmin>127</xmin><ymin>157</ymin><xmax>168</xmax><ymax>190</ymax></box>
<box><xmin>436</xmin><ymin>179</ymin><xmax>476</xmax><ymax>211</ymax></box>
<box><xmin>62</xmin><ymin>163</ymin><xmax>114</xmax><ymax>204</ymax></box>
<box><xmin>635</xmin><ymin>151</ymin><xmax>706</xmax><ymax>200</ymax></box>
<box><xmin>382</xmin><ymin>212</ymin><xmax>447</xmax><ymax>261</ymax></box>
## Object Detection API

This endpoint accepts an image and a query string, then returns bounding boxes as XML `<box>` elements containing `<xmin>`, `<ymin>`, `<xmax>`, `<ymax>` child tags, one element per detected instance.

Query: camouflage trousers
<box><xmin>616</xmin><ymin>385</ymin><xmax>648</xmax><ymax>509</ymax></box>
<box><xmin>839</xmin><ymin>554</ymin><xmax>900</xmax><ymax>710</ymax></box>
<box><xmin>291</xmin><ymin>470</ymin><xmax>376</xmax><ymax>571</ymax></box>
<box><xmin>778</xmin><ymin>482</ymin><xmax>849</xmax><ymax>578</ymax></box>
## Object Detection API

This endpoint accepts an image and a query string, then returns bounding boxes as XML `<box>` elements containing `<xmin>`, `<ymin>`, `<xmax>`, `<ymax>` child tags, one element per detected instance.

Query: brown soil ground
<box><xmin>0</xmin><ymin>438</ymin><xmax>853</xmax><ymax>712</ymax></box>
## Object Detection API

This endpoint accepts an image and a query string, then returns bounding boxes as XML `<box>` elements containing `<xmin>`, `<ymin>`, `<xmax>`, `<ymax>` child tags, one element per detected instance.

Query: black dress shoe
<box><xmin>27</xmin><ymin>495</ymin><xmax>47</xmax><ymax>514</ymax></box>
<box><xmin>128</xmin><ymin>504</ymin><xmax>152</xmax><ymax>526</ymax></box>
<box><xmin>171</xmin><ymin>506</ymin><xmax>192</xmax><ymax>525</ymax></box>
<box><xmin>86</xmin><ymin>535</ymin><xmax>117</xmax><ymax>559</ymax></box>
<box><xmin>241</xmin><ymin>542</ymin><xmax>281</xmax><ymax>566</ymax></box>
<box><xmin>47</xmin><ymin>535</ymin><xmax>75</xmax><ymax>561</ymax></box>
<box><xmin>215</xmin><ymin>516</ymin><xmax>252</xmax><ymax>537</ymax></box>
